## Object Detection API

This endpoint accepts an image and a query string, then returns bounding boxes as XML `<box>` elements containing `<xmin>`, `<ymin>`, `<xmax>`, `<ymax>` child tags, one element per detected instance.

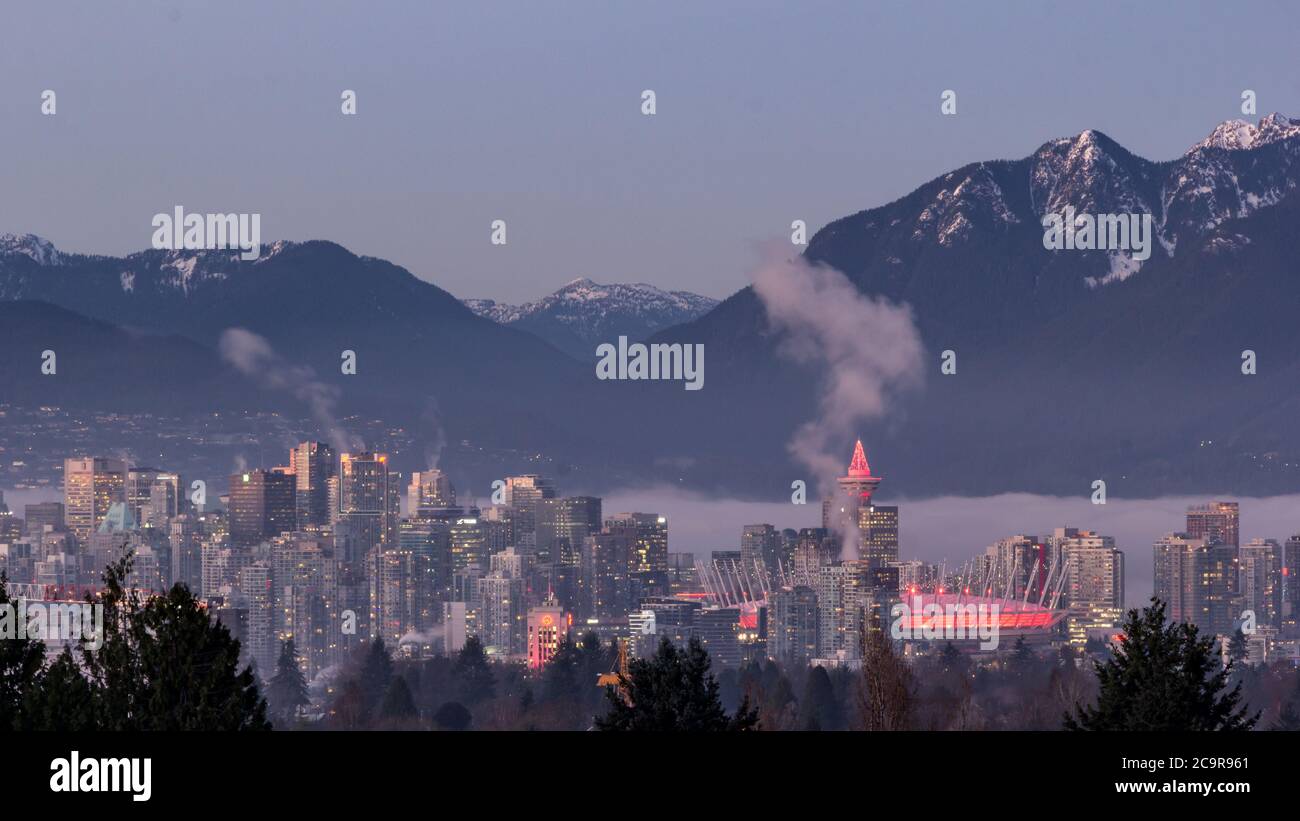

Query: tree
<box><xmin>81</xmin><ymin>555</ymin><xmax>270</xmax><ymax>730</ymax></box>
<box><xmin>0</xmin><ymin>572</ymin><xmax>46</xmax><ymax>730</ymax></box>
<box><xmin>1065</xmin><ymin>599</ymin><xmax>1258</xmax><ymax>731</ymax></box>
<box><xmin>796</xmin><ymin>665</ymin><xmax>843</xmax><ymax>730</ymax></box>
<box><xmin>20</xmin><ymin>648</ymin><xmax>96</xmax><ymax>731</ymax></box>
<box><xmin>359</xmin><ymin>638</ymin><xmax>394</xmax><ymax>711</ymax></box>
<box><xmin>858</xmin><ymin>632</ymin><xmax>914</xmax><ymax>730</ymax></box>
<box><xmin>596</xmin><ymin>637</ymin><xmax>759</xmax><ymax>731</ymax></box>
<box><xmin>433</xmin><ymin>700</ymin><xmax>472</xmax><ymax>731</ymax></box>
<box><xmin>267</xmin><ymin>639</ymin><xmax>309</xmax><ymax>726</ymax></box>
<box><xmin>1272</xmin><ymin>674</ymin><xmax>1300</xmax><ymax>730</ymax></box>
<box><xmin>452</xmin><ymin>636</ymin><xmax>496</xmax><ymax>704</ymax></box>
<box><xmin>379</xmin><ymin>676</ymin><xmax>418</xmax><ymax>723</ymax></box>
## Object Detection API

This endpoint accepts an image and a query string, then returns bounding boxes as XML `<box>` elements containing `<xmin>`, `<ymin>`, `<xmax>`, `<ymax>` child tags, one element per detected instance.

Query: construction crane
<box><xmin>596</xmin><ymin>638</ymin><xmax>631</xmax><ymax>703</ymax></box>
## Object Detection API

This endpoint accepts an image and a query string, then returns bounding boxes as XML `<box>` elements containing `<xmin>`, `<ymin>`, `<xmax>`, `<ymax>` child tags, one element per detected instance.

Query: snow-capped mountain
<box><xmin>0</xmin><ymin>233</ymin><xmax>63</xmax><ymax>266</ymax></box>
<box><xmin>465</xmin><ymin>278</ymin><xmax>718</xmax><ymax>360</ymax></box>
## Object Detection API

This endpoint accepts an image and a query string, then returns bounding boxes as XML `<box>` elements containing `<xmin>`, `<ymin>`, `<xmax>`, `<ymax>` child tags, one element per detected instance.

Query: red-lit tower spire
<box><xmin>838</xmin><ymin>438</ymin><xmax>882</xmax><ymax>503</ymax></box>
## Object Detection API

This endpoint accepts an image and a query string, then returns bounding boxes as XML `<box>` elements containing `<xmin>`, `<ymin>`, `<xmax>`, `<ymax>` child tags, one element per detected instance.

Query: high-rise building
<box><xmin>476</xmin><ymin>571</ymin><xmax>526</xmax><ymax>655</ymax></box>
<box><xmin>338</xmin><ymin>452</ymin><xmax>398</xmax><ymax>554</ymax></box>
<box><xmin>228</xmin><ymin>469</ymin><xmax>296</xmax><ymax>547</ymax></box>
<box><xmin>504</xmin><ymin>475</ymin><xmax>557</xmax><ymax>552</ymax></box>
<box><xmin>1154</xmin><ymin>533</ymin><xmax>1237</xmax><ymax>635</ymax></box>
<box><xmin>292</xmin><ymin>442</ymin><xmax>337</xmax><ymax>529</ymax></box>
<box><xmin>609</xmin><ymin>512</ymin><xmax>668</xmax><ymax>602</ymax></box>
<box><xmin>741</xmin><ymin>524</ymin><xmax>779</xmax><ymax>571</ymax></box>
<box><xmin>23</xmin><ymin>501</ymin><xmax>65</xmax><ymax>535</ymax></box>
<box><xmin>1186</xmin><ymin>501</ymin><xmax>1240</xmax><ymax>547</ymax></box>
<box><xmin>583</xmin><ymin>526</ymin><xmax>633</xmax><ymax>619</ymax></box>
<box><xmin>857</xmin><ymin>505</ymin><xmax>899</xmax><ymax>569</ymax></box>
<box><xmin>541</xmin><ymin>496</ymin><xmax>602</xmax><ymax>566</ymax></box>
<box><xmin>527</xmin><ymin>593</ymin><xmax>566</xmax><ymax>669</ymax></box>
<box><xmin>1240</xmin><ymin>538</ymin><xmax>1282</xmax><ymax>630</ymax></box>
<box><xmin>1058</xmin><ymin>529</ymin><xmax>1124</xmax><ymax>646</ymax></box>
<box><xmin>407</xmin><ymin>468</ymin><xmax>455</xmax><ymax>517</ymax></box>
<box><xmin>64</xmin><ymin>457</ymin><xmax>127</xmax><ymax>544</ymax></box>
<box><xmin>817</xmin><ymin>561</ymin><xmax>870</xmax><ymax>659</ymax></box>
<box><xmin>1284</xmin><ymin>535</ymin><xmax>1300</xmax><ymax>635</ymax></box>
<box><xmin>768</xmin><ymin>584</ymin><xmax>818</xmax><ymax>667</ymax></box>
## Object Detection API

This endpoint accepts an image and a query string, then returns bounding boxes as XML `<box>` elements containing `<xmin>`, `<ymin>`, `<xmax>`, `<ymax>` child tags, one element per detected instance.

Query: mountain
<box><xmin>464</xmin><ymin>278</ymin><xmax>718</xmax><ymax>361</ymax></box>
<box><xmin>643</xmin><ymin>113</ymin><xmax>1300</xmax><ymax>498</ymax></box>
<box><xmin>5</xmin><ymin>113</ymin><xmax>1300</xmax><ymax>499</ymax></box>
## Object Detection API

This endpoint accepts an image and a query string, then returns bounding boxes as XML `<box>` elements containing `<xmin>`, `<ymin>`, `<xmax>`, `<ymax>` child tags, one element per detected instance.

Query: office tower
<box><xmin>239</xmin><ymin>562</ymin><xmax>276</xmax><ymax>677</ymax></box>
<box><xmin>407</xmin><ymin>468</ymin><xmax>455</xmax><ymax>517</ymax></box>
<box><xmin>1186</xmin><ymin>501</ymin><xmax>1240</xmax><ymax>547</ymax></box>
<box><xmin>490</xmin><ymin>546</ymin><xmax>528</xmax><ymax>579</ymax></box>
<box><xmin>741</xmin><ymin>524</ymin><xmax>779</xmax><ymax>572</ymax></box>
<box><xmin>369</xmin><ymin>538</ymin><xmax>417</xmax><ymax>646</ymax></box>
<box><xmin>609</xmin><ymin>512</ymin><xmax>669</xmax><ymax>602</ymax></box>
<box><xmin>504</xmin><ymin>475</ymin><xmax>557</xmax><ymax>550</ymax></box>
<box><xmin>857</xmin><ymin>504</ymin><xmax>899</xmax><ymax>569</ymax></box>
<box><xmin>64</xmin><ymin>457</ymin><xmax>127</xmax><ymax>544</ymax></box>
<box><xmin>985</xmin><ymin>535</ymin><xmax>1051</xmax><ymax>602</ymax></box>
<box><xmin>1059</xmin><ymin>529</ymin><xmax>1124</xmax><ymax>646</ymax></box>
<box><xmin>541</xmin><ymin>496</ymin><xmax>602</xmax><ymax>566</ymax></box>
<box><xmin>168</xmin><ymin>514</ymin><xmax>205</xmax><ymax>592</ymax></box>
<box><xmin>443</xmin><ymin>601</ymin><xmax>468</xmax><ymax>655</ymax></box>
<box><xmin>228</xmin><ymin>469</ymin><xmax>296</xmax><ymax>547</ymax></box>
<box><xmin>449</xmin><ymin>515</ymin><xmax>487</xmax><ymax>574</ymax></box>
<box><xmin>148</xmin><ymin>472</ymin><xmax>182</xmax><ymax>526</ymax></box>
<box><xmin>891</xmin><ymin>559</ymin><xmax>936</xmax><ymax>596</ymax></box>
<box><xmin>694</xmin><ymin>608</ymin><xmax>742</xmax><ymax>668</ymax></box>
<box><xmin>399</xmin><ymin>517</ymin><xmax>450</xmax><ymax>622</ymax></box>
<box><xmin>23</xmin><ymin>501</ymin><xmax>65</xmax><ymax>535</ymax></box>
<box><xmin>583</xmin><ymin>526</ymin><xmax>634</xmax><ymax>619</ymax></box>
<box><xmin>127</xmin><ymin>467</ymin><xmax>161</xmax><ymax>525</ymax></box>
<box><xmin>817</xmin><ymin>561</ymin><xmax>870</xmax><ymax>659</ymax></box>
<box><xmin>527</xmin><ymin>593</ymin><xmax>566</xmax><ymax>669</ymax></box>
<box><xmin>292</xmin><ymin>442</ymin><xmax>337</xmax><ymax>529</ymax></box>
<box><xmin>338</xmin><ymin>452</ymin><xmax>398</xmax><ymax>554</ymax></box>
<box><xmin>1284</xmin><ymin>535</ymin><xmax>1300</xmax><ymax>634</ymax></box>
<box><xmin>768</xmin><ymin>585</ymin><xmax>819</xmax><ymax>667</ymax></box>
<box><xmin>476</xmin><ymin>571</ymin><xmax>526</xmax><ymax>655</ymax></box>
<box><xmin>1240</xmin><ymin>538</ymin><xmax>1282</xmax><ymax>629</ymax></box>
<box><xmin>1154</xmin><ymin>533</ymin><xmax>1236</xmax><ymax>635</ymax></box>
<box><xmin>792</xmin><ymin>527</ymin><xmax>837</xmax><ymax>583</ymax></box>
<box><xmin>481</xmin><ymin>505</ymin><xmax>516</xmax><ymax>554</ymax></box>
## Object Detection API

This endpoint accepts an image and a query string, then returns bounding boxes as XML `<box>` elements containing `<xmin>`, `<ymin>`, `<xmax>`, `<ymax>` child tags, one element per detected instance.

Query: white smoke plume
<box><xmin>751</xmin><ymin>242</ymin><xmax>925</xmax><ymax>556</ymax></box>
<box><xmin>218</xmin><ymin>328</ymin><xmax>360</xmax><ymax>454</ymax></box>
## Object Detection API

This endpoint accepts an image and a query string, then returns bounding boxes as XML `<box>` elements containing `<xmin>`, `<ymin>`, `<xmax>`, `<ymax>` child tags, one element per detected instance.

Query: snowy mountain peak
<box><xmin>1191</xmin><ymin>113</ymin><xmax>1300</xmax><ymax>153</ymax></box>
<box><xmin>0</xmin><ymin>233</ymin><xmax>62</xmax><ymax>266</ymax></box>
<box><xmin>464</xmin><ymin>279</ymin><xmax>719</xmax><ymax>359</ymax></box>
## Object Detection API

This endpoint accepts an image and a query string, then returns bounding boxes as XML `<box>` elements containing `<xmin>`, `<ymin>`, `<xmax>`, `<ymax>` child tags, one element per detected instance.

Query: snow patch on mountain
<box><xmin>0</xmin><ymin>233</ymin><xmax>62</xmax><ymax>266</ymax></box>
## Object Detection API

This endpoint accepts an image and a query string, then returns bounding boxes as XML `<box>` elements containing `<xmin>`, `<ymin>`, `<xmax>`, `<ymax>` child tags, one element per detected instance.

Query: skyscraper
<box><xmin>64</xmin><ymin>457</ymin><xmax>127</xmax><ymax>544</ymax></box>
<box><xmin>527</xmin><ymin>593</ymin><xmax>566</xmax><ymax>669</ymax></box>
<box><xmin>407</xmin><ymin>468</ymin><xmax>455</xmax><ymax>517</ymax></box>
<box><xmin>1059</xmin><ymin>529</ymin><xmax>1124</xmax><ymax>646</ymax></box>
<box><xmin>292</xmin><ymin>442</ymin><xmax>337</xmax><ymax>529</ymax></box>
<box><xmin>768</xmin><ymin>584</ymin><xmax>819</xmax><ymax>667</ymax></box>
<box><xmin>1240</xmin><ymin>538</ymin><xmax>1282</xmax><ymax>630</ymax></box>
<box><xmin>1154</xmin><ymin>533</ymin><xmax>1236</xmax><ymax>635</ymax></box>
<box><xmin>338</xmin><ymin>452</ymin><xmax>398</xmax><ymax>554</ymax></box>
<box><xmin>1186</xmin><ymin>501</ymin><xmax>1240</xmax><ymax>547</ymax></box>
<box><xmin>822</xmin><ymin>439</ymin><xmax>881</xmax><ymax>534</ymax></box>
<box><xmin>228</xmin><ymin>469</ymin><xmax>296</xmax><ymax>547</ymax></box>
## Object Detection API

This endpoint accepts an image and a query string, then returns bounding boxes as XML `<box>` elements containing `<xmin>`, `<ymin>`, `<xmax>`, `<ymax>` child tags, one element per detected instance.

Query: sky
<box><xmin>2</xmin><ymin>0</ymin><xmax>1298</xmax><ymax>304</ymax></box>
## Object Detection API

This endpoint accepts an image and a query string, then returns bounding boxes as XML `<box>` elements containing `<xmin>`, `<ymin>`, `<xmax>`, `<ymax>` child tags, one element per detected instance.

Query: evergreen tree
<box><xmin>267</xmin><ymin>639</ymin><xmax>309</xmax><ymax>726</ymax></box>
<box><xmin>0</xmin><ymin>572</ymin><xmax>46</xmax><ymax>730</ymax></box>
<box><xmin>1065</xmin><ymin>599</ymin><xmax>1258</xmax><ymax>731</ymax></box>
<box><xmin>80</xmin><ymin>555</ymin><xmax>270</xmax><ymax>730</ymax></box>
<box><xmin>452</xmin><ymin>636</ymin><xmax>496</xmax><ymax>704</ymax></box>
<box><xmin>1272</xmin><ymin>673</ymin><xmax>1300</xmax><ymax>730</ymax></box>
<box><xmin>595</xmin><ymin>637</ymin><xmax>759</xmax><ymax>731</ymax></box>
<box><xmin>796</xmin><ymin>665</ymin><xmax>843</xmax><ymax>730</ymax></box>
<box><xmin>379</xmin><ymin>675</ymin><xmax>418</xmax><ymax>722</ymax></box>
<box><xmin>20</xmin><ymin>648</ymin><xmax>95</xmax><ymax>731</ymax></box>
<box><xmin>433</xmin><ymin>700</ymin><xmax>472</xmax><ymax>730</ymax></box>
<box><xmin>359</xmin><ymin>637</ymin><xmax>394</xmax><ymax>712</ymax></box>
